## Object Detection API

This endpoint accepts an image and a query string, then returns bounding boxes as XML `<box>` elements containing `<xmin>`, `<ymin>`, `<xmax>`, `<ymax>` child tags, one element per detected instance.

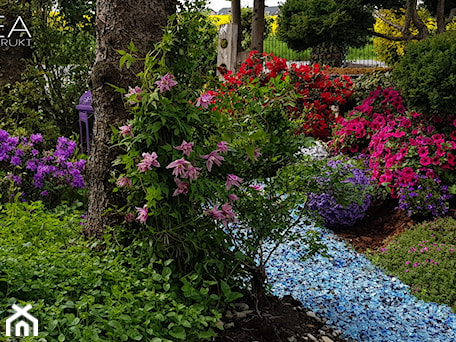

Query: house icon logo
<box><xmin>5</xmin><ymin>304</ymin><xmax>38</xmax><ymax>337</ymax></box>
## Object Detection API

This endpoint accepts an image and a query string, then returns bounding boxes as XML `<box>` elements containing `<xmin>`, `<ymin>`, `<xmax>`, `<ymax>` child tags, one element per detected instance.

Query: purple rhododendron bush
<box><xmin>0</xmin><ymin>130</ymin><xmax>86</xmax><ymax>206</ymax></box>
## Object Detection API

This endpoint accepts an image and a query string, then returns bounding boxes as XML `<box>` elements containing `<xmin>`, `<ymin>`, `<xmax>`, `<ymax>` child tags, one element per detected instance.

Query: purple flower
<box><xmin>196</xmin><ymin>93</ymin><xmax>214</xmax><ymax>109</ymax></box>
<box><xmin>225</xmin><ymin>174</ymin><xmax>243</xmax><ymax>190</ymax></box>
<box><xmin>200</xmin><ymin>150</ymin><xmax>224</xmax><ymax>172</ymax></box>
<box><xmin>10</xmin><ymin>156</ymin><xmax>21</xmax><ymax>166</ymax></box>
<box><xmin>30</xmin><ymin>133</ymin><xmax>43</xmax><ymax>143</ymax></box>
<box><xmin>155</xmin><ymin>73</ymin><xmax>177</xmax><ymax>93</ymax></box>
<box><xmin>0</xmin><ymin>129</ymin><xmax>9</xmax><ymax>142</ymax></box>
<box><xmin>174</xmin><ymin>140</ymin><xmax>194</xmax><ymax>156</ymax></box>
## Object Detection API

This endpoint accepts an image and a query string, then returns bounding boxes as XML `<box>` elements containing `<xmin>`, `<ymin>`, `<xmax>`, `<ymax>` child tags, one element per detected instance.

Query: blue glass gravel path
<box><xmin>264</xmin><ymin>220</ymin><xmax>456</xmax><ymax>342</ymax></box>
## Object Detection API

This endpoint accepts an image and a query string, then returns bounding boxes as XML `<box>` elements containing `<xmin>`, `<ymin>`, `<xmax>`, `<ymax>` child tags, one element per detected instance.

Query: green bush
<box><xmin>393</xmin><ymin>30</ymin><xmax>456</xmax><ymax>117</ymax></box>
<box><xmin>369</xmin><ymin>217</ymin><xmax>456</xmax><ymax>311</ymax></box>
<box><xmin>0</xmin><ymin>201</ymin><xmax>223</xmax><ymax>341</ymax></box>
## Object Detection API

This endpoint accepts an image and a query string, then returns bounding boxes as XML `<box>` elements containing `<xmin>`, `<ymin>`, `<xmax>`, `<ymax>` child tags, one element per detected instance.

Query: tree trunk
<box><xmin>436</xmin><ymin>0</ymin><xmax>446</xmax><ymax>33</ymax></box>
<box><xmin>251</xmin><ymin>0</ymin><xmax>265</xmax><ymax>53</ymax></box>
<box><xmin>84</xmin><ymin>0</ymin><xmax>176</xmax><ymax>239</ymax></box>
<box><xmin>231</xmin><ymin>0</ymin><xmax>241</xmax><ymax>52</ymax></box>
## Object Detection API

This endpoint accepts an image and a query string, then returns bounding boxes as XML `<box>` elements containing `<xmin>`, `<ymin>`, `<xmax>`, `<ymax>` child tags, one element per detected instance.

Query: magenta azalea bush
<box><xmin>0</xmin><ymin>129</ymin><xmax>86</xmax><ymax>205</ymax></box>
<box><xmin>331</xmin><ymin>87</ymin><xmax>456</xmax><ymax>217</ymax></box>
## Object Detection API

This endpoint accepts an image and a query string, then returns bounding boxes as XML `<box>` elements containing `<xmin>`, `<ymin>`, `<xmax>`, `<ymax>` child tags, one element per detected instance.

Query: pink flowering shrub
<box><xmin>331</xmin><ymin>87</ymin><xmax>456</xmax><ymax>217</ymax></box>
<box><xmin>111</xmin><ymin>41</ymin><xmax>322</xmax><ymax>299</ymax></box>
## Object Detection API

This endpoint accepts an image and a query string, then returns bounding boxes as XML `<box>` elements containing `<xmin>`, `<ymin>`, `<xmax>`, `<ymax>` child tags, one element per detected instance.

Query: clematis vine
<box><xmin>174</xmin><ymin>140</ymin><xmax>194</xmax><ymax>156</ymax></box>
<box><xmin>125</xmin><ymin>86</ymin><xmax>143</xmax><ymax>104</ymax></box>
<box><xmin>195</xmin><ymin>92</ymin><xmax>214</xmax><ymax>109</ymax></box>
<box><xmin>137</xmin><ymin>152</ymin><xmax>160</xmax><ymax>172</ymax></box>
<box><xmin>200</xmin><ymin>150</ymin><xmax>224</xmax><ymax>172</ymax></box>
<box><xmin>119</xmin><ymin>124</ymin><xmax>133</xmax><ymax>138</ymax></box>
<box><xmin>135</xmin><ymin>204</ymin><xmax>148</xmax><ymax>223</ymax></box>
<box><xmin>217</xmin><ymin>141</ymin><xmax>230</xmax><ymax>153</ymax></box>
<box><xmin>172</xmin><ymin>178</ymin><xmax>189</xmax><ymax>196</ymax></box>
<box><xmin>166</xmin><ymin>158</ymin><xmax>190</xmax><ymax>178</ymax></box>
<box><xmin>116</xmin><ymin>176</ymin><xmax>132</xmax><ymax>188</ymax></box>
<box><xmin>225</xmin><ymin>174</ymin><xmax>243</xmax><ymax>190</ymax></box>
<box><xmin>155</xmin><ymin>73</ymin><xmax>177</xmax><ymax>93</ymax></box>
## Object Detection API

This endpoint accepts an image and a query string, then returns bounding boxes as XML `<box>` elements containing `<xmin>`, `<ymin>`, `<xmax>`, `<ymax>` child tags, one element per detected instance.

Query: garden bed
<box><xmin>214</xmin><ymin>202</ymin><xmax>456</xmax><ymax>342</ymax></box>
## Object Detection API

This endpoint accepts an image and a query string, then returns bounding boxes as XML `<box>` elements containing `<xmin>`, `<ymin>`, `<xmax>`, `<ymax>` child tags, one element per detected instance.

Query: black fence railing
<box><xmin>263</xmin><ymin>36</ymin><xmax>386</xmax><ymax>67</ymax></box>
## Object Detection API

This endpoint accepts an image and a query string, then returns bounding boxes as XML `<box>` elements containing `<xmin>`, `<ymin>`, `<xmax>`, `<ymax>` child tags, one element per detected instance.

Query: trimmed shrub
<box><xmin>393</xmin><ymin>30</ymin><xmax>456</xmax><ymax>118</ymax></box>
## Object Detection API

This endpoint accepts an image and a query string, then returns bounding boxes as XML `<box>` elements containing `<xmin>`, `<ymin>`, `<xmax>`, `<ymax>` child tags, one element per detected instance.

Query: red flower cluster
<box><xmin>219</xmin><ymin>51</ymin><xmax>354</xmax><ymax>140</ymax></box>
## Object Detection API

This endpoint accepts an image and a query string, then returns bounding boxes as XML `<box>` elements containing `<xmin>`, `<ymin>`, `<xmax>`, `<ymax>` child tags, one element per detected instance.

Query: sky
<box><xmin>206</xmin><ymin>0</ymin><xmax>284</xmax><ymax>13</ymax></box>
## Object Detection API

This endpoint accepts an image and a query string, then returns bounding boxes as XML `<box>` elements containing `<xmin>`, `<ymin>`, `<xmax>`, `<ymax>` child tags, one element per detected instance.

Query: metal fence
<box><xmin>263</xmin><ymin>36</ymin><xmax>386</xmax><ymax>67</ymax></box>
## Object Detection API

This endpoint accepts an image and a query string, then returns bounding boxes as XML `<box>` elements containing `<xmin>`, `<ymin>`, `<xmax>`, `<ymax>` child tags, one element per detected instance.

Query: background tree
<box><xmin>240</xmin><ymin>7</ymin><xmax>273</xmax><ymax>50</ymax></box>
<box><xmin>278</xmin><ymin>0</ymin><xmax>375</xmax><ymax>67</ymax></box>
<box><xmin>84</xmin><ymin>0</ymin><xmax>177</xmax><ymax>239</ymax></box>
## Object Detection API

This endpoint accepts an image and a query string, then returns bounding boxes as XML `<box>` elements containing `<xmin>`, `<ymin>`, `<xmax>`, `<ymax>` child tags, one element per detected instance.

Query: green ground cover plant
<box><xmin>0</xmin><ymin>200</ymin><xmax>224</xmax><ymax>341</ymax></box>
<box><xmin>368</xmin><ymin>217</ymin><xmax>456</xmax><ymax>312</ymax></box>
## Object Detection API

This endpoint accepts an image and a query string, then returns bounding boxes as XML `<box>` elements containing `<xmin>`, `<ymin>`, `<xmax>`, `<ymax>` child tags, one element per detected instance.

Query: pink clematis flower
<box><xmin>205</xmin><ymin>204</ymin><xmax>225</xmax><ymax>220</ymax></box>
<box><xmin>225</xmin><ymin>174</ymin><xmax>243</xmax><ymax>190</ymax></box>
<box><xmin>166</xmin><ymin>158</ymin><xmax>190</xmax><ymax>177</ymax></box>
<box><xmin>119</xmin><ymin>124</ymin><xmax>133</xmax><ymax>138</ymax></box>
<box><xmin>196</xmin><ymin>93</ymin><xmax>214</xmax><ymax>109</ymax></box>
<box><xmin>155</xmin><ymin>73</ymin><xmax>177</xmax><ymax>93</ymax></box>
<box><xmin>172</xmin><ymin>178</ymin><xmax>189</xmax><ymax>196</ymax></box>
<box><xmin>217</xmin><ymin>141</ymin><xmax>230</xmax><ymax>153</ymax></box>
<box><xmin>116</xmin><ymin>176</ymin><xmax>132</xmax><ymax>188</ymax></box>
<box><xmin>200</xmin><ymin>150</ymin><xmax>224</xmax><ymax>172</ymax></box>
<box><xmin>220</xmin><ymin>202</ymin><xmax>237</xmax><ymax>227</ymax></box>
<box><xmin>250</xmin><ymin>184</ymin><xmax>264</xmax><ymax>191</ymax></box>
<box><xmin>135</xmin><ymin>204</ymin><xmax>148</xmax><ymax>223</ymax></box>
<box><xmin>137</xmin><ymin>152</ymin><xmax>160</xmax><ymax>172</ymax></box>
<box><xmin>228</xmin><ymin>194</ymin><xmax>239</xmax><ymax>202</ymax></box>
<box><xmin>185</xmin><ymin>164</ymin><xmax>201</xmax><ymax>181</ymax></box>
<box><xmin>125</xmin><ymin>86</ymin><xmax>142</xmax><ymax>104</ymax></box>
<box><xmin>174</xmin><ymin>140</ymin><xmax>194</xmax><ymax>156</ymax></box>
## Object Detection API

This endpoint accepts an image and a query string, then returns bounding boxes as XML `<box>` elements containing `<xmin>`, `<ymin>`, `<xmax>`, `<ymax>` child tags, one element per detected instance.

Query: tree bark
<box><xmin>436</xmin><ymin>0</ymin><xmax>446</xmax><ymax>33</ymax></box>
<box><xmin>231</xmin><ymin>0</ymin><xmax>241</xmax><ymax>52</ymax></box>
<box><xmin>251</xmin><ymin>0</ymin><xmax>265</xmax><ymax>53</ymax></box>
<box><xmin>84</xmin><ymin>0</ymin><xmax>176</xmax><ymax>239</ymax></box>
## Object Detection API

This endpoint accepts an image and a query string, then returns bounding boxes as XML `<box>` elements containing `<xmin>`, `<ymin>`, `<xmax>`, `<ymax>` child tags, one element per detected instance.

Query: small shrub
<box><xmin>393</xmin><ymin>30</ymin><xmax>456</xmax><ymax>118</ymax></box>
<box><xmin>370</xmin><ymin>216</ymin><xmax>456</xmax><ymax>312</ymax></box>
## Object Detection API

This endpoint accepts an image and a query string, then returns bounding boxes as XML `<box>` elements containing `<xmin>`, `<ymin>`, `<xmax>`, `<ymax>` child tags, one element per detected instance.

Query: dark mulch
<box><xmin>213</xmin><ymin>293</ymin><xmax>347</xmax><ymax>342</ymax></box>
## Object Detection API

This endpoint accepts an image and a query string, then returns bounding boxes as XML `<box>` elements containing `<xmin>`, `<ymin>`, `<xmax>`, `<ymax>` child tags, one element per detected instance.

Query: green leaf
<box><xmin>169</xmin><ymin>326</ymin><xmax>186</xmax><ymax>340</ymax></box>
